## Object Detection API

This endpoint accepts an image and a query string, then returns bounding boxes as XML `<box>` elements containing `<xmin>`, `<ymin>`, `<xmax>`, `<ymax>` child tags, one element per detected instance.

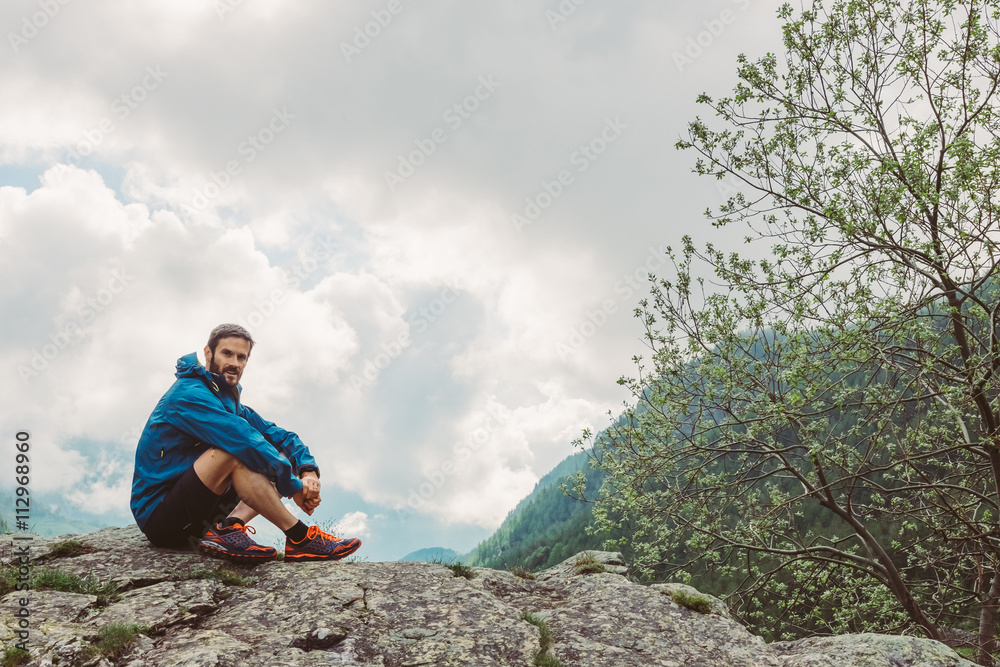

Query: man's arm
<box><xmin>239</xmin><ymin>405</ymin><xmax>320</xmax><ymax>478</ymax></box>
<box><xmin>240</xmin><ymin>405</ymin><xmax>322</xmax><ymax>511</ymax></box>
<box><xmin>164</xmin><ymin>391</ymin><xmax>304</xmax><ymax>499</ymax></box>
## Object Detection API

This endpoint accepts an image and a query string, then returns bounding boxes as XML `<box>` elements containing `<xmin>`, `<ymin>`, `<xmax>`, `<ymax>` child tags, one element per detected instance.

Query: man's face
<box><xmin>204</xmin><ymin>336</ymin><xmax>251</xmax><ymax>389</ymax></box>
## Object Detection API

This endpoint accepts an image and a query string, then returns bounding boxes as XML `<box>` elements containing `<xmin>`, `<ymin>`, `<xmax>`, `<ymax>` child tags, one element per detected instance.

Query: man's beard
<box><xmin>209</xmin><ymin>357</ymin><xmax>240</xmax><ymax>387</ymax></box>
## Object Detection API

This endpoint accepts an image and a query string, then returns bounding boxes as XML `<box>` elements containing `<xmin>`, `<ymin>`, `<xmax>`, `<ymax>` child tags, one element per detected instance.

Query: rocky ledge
<box><xmin>0</xmin><ymin>527</ymin><xmax>975</xmax><ymax>666</ymax></box>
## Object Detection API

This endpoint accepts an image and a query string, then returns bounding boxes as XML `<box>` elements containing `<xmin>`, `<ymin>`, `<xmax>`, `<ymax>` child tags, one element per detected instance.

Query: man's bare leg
<box><xmin>227</xmin><ymin>501</ymin><xmax>259</xmax><ymax>526</ymax></box>
<box><xmin>193</xmin><ymin>447</ymin><xmax>296</xmax><ymax>531</ymax></box>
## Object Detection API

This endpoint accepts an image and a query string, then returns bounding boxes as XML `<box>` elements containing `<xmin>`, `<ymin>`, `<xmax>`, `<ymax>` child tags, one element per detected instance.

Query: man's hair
<box><xmin>207</xmin><ymin>323</ymin><xmax>256</xmax><ymax>355</ymax></box>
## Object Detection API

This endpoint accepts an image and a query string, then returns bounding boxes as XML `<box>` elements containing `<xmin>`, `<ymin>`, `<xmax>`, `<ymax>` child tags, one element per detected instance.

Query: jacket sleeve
<box><xmin>239</xmin><ymin>405</ymin><xmax>319</xmax><ymax>477</ymax></box>
<box><xmin>164</xmin><ymin>389</ymin><xmax>304</xmax><ymax>498</ymax></box>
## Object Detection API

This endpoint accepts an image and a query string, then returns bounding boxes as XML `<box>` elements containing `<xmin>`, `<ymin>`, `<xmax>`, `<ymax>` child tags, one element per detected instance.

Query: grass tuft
<box><xmin>31</xmin><ymin>569</ymin><xmax>120</xmax><ymax>606</ymax></box>
<box><xmin>444</xmin><ymin>562</ymin><xmax>476</xmax><ymax>579</ymax></box>
<box><xmin>572</xmin><ymin>553</ymin><xmax>608</xmax><ymax>575</ymax></box>
<box><xmin>31</xmin><ymin>568</ymin><xmax>81</xmax><ymax>591</ymax></box>
<box><xmin>520</xmin><ymin>611</ymin><xmax>562</xmax><ymax>667</ymax></box>
<box><xmin>510</xmin><ymin>566</ymin><xmax>537</xmax><ymax>580</ymax></box>
<box><xmin>82</xmin><ymin>623</ymin><xmax>149</xmax><ymax>662</ymax></box>
<box><xmin>44</xmin><ymin>540</ymin><xmax>91</xmax><ymax>559</ymax></box>
<box><xmin>0</xmin><ymin>567</ymin><xmax>19</xmax><ymax>598</ymax></box>
<box><xmin>1</xmin><ymin>646</ymin><xmax>30</xmax><ymax>667</ymax></box>
<box><xmin>434</xmin><ymin>560</ymin><xmax>476</xmax><ymax>579</ymax></box>
<box><xmin>670</xmin><ymin>589</ymin><xmax>714</xmax><ymax>614</ymax></box>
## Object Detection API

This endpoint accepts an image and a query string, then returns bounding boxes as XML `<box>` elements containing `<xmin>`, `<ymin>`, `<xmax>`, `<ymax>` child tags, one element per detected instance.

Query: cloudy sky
<box><xmin>0</xmin><ymin>0</ymin><xmax>785</xmax><ymax>561</ymax></box>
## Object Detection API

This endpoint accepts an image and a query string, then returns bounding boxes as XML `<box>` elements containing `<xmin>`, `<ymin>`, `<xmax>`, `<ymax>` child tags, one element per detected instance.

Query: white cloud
<box><xmin>0</xmin><ymin>0</ymin><xmax>789</xmax><ymax>552</ymax></box>
<box><xmin>65</xmin><ymin>450</ymin><xmax>133</xmax><ymax>517</ymax></box>
<box><xmin>332</xmin><ymin>511</ymin><xmax>371</xmax><ymax>540</ymax></box>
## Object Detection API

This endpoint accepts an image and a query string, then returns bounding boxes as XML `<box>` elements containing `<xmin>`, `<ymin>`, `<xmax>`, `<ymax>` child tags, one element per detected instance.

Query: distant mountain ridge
<box><xmin>0</xmin><ymin>497</ymin><xmax>106</xmax><ymax>538</ymax></box>
<box><xmin>393</xmin><ymin>449</ymin><xmax>604</xmax><ymax>569</ymax></box>
<box><xmin>398</xmin><ymin>546</ymin><xmax>459</xmax><ymax>563</ymax></box>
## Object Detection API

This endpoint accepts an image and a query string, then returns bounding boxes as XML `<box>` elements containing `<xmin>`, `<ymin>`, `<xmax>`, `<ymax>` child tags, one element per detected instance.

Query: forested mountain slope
<box><xmin>462</xmin><ymin>449</ymin><xmax>606</xmax><ymax>570</ymax></box>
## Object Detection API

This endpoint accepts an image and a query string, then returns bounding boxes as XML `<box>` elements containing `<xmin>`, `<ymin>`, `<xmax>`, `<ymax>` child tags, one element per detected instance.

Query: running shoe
<box><xmin>199</xmin><ymin>521</ymin><xmax>278</xmax><ymax>562</ymax></box>
<box><xmin>284</xmin><ymin>525</ymin><xmax>361</xmax><ymax>562</ymax></box>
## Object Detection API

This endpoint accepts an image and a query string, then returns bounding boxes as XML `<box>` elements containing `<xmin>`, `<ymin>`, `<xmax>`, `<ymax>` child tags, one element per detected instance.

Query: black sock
<box><xmin>284</xmin><ymin>520</ymin><xmax>308</xmax><ymax>543</ymax></box>
<box><xmin>221</xmin><ymin>516</ymin><xmax>241</xmax><ymax>529</ymax></box>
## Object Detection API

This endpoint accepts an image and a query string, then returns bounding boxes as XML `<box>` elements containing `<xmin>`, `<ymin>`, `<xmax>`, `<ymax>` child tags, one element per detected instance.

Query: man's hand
<box><xmin>292</xmin><ymin>490</ymin><xmax>314</xmax><ymax>515</ymax></box>
<box><xmin>298</xmin><ymin>471</ymin><xmax>321</xmax><ymax>514</ymax></box>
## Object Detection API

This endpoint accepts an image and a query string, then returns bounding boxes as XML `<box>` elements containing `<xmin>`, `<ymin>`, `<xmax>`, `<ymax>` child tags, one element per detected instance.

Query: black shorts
<box><xmin>141</xmin><ymin>466</ymin><xmax>241</xmax><ymax>550</ymax></box>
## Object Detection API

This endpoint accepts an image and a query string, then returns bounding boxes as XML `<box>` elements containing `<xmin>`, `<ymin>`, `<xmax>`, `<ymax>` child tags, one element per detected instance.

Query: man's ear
<box><xmin>203</xmin><ymin>345</ymin><xmax>212</xmax><ymax>366</ymax></box>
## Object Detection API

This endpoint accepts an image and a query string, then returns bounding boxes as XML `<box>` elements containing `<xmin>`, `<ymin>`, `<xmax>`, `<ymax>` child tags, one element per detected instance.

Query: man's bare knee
<box><xmin>193</xmin><ymin>447</ymin><xmax>245</xmax><ymax>494</ymax></box>
<box><xmin>200</xmin><ymin>447</ymin><xmax>240</xmax><ymax>468</ymax></box>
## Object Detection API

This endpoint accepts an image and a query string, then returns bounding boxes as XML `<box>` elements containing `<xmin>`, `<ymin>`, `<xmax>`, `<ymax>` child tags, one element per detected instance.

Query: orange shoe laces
<box><xmin>226</xmin><ymin>522</ymin><xmax>256</xmax><ymax>536</ymax></box>
<box><xmin>304</xmin><ymin>525</ymin><xmax>341</xmax><ymax>544</ymax></box>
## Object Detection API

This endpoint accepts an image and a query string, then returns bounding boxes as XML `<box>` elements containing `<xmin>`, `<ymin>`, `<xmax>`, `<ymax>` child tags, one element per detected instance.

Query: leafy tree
<box><xmin>579</xmin><ymin>0</ymin><xmax>1000</xmax><ymax>663</ymax></box>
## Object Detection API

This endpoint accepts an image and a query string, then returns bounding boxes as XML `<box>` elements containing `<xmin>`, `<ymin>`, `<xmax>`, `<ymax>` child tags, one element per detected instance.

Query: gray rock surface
<box><xmin>772</xmin><ymin>634</ymin><xmax>976</xmax><ymax>667</ymax></box>
<box><xmin>0</xmin><ymin>529</ymin><xmax>977</xmax><ymax>666</ymax></box>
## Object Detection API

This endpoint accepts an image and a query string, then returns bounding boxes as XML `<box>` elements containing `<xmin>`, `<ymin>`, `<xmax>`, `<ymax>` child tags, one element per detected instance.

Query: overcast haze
<box><xmin>1</xmin><ymin>0</ymin><xmax>785</xmax><ymax>560</ymax></box>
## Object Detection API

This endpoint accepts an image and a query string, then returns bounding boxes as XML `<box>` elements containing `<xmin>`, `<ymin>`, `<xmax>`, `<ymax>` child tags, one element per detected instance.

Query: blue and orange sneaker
<box><xmin>199</xmin><ymin>521</ymin><xmax>278</xmax><ymax>562</ymax></box>
<box><xmin>284</xmin><ymin>525</ymin><xmax>361</xmax><ymax>562</ymax></box>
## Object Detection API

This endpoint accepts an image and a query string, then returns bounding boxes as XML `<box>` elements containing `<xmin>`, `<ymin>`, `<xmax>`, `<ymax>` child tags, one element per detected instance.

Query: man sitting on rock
<box><xmin>130</xmin><ymin>323</ymin><xmax>361</xmax><ymax>562</ymax></box>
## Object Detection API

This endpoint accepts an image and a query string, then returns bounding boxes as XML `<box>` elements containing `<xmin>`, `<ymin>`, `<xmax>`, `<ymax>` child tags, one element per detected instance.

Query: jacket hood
<box><xmin>174</xmin><ymin>352</ymin><xmax>243</xmax><ymax>397</ymax></box>
<box><xmin>175</xmin><ymin>352</ymin><xmax>209</xmax><ymax>380</ymax></box>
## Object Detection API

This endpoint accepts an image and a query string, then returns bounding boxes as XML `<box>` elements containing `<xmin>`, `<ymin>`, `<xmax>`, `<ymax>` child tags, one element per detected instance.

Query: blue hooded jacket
<box><xmin>130</xmin><ymin>352</ymin><xmax>318</xmax><ymax>530</ymax></box>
